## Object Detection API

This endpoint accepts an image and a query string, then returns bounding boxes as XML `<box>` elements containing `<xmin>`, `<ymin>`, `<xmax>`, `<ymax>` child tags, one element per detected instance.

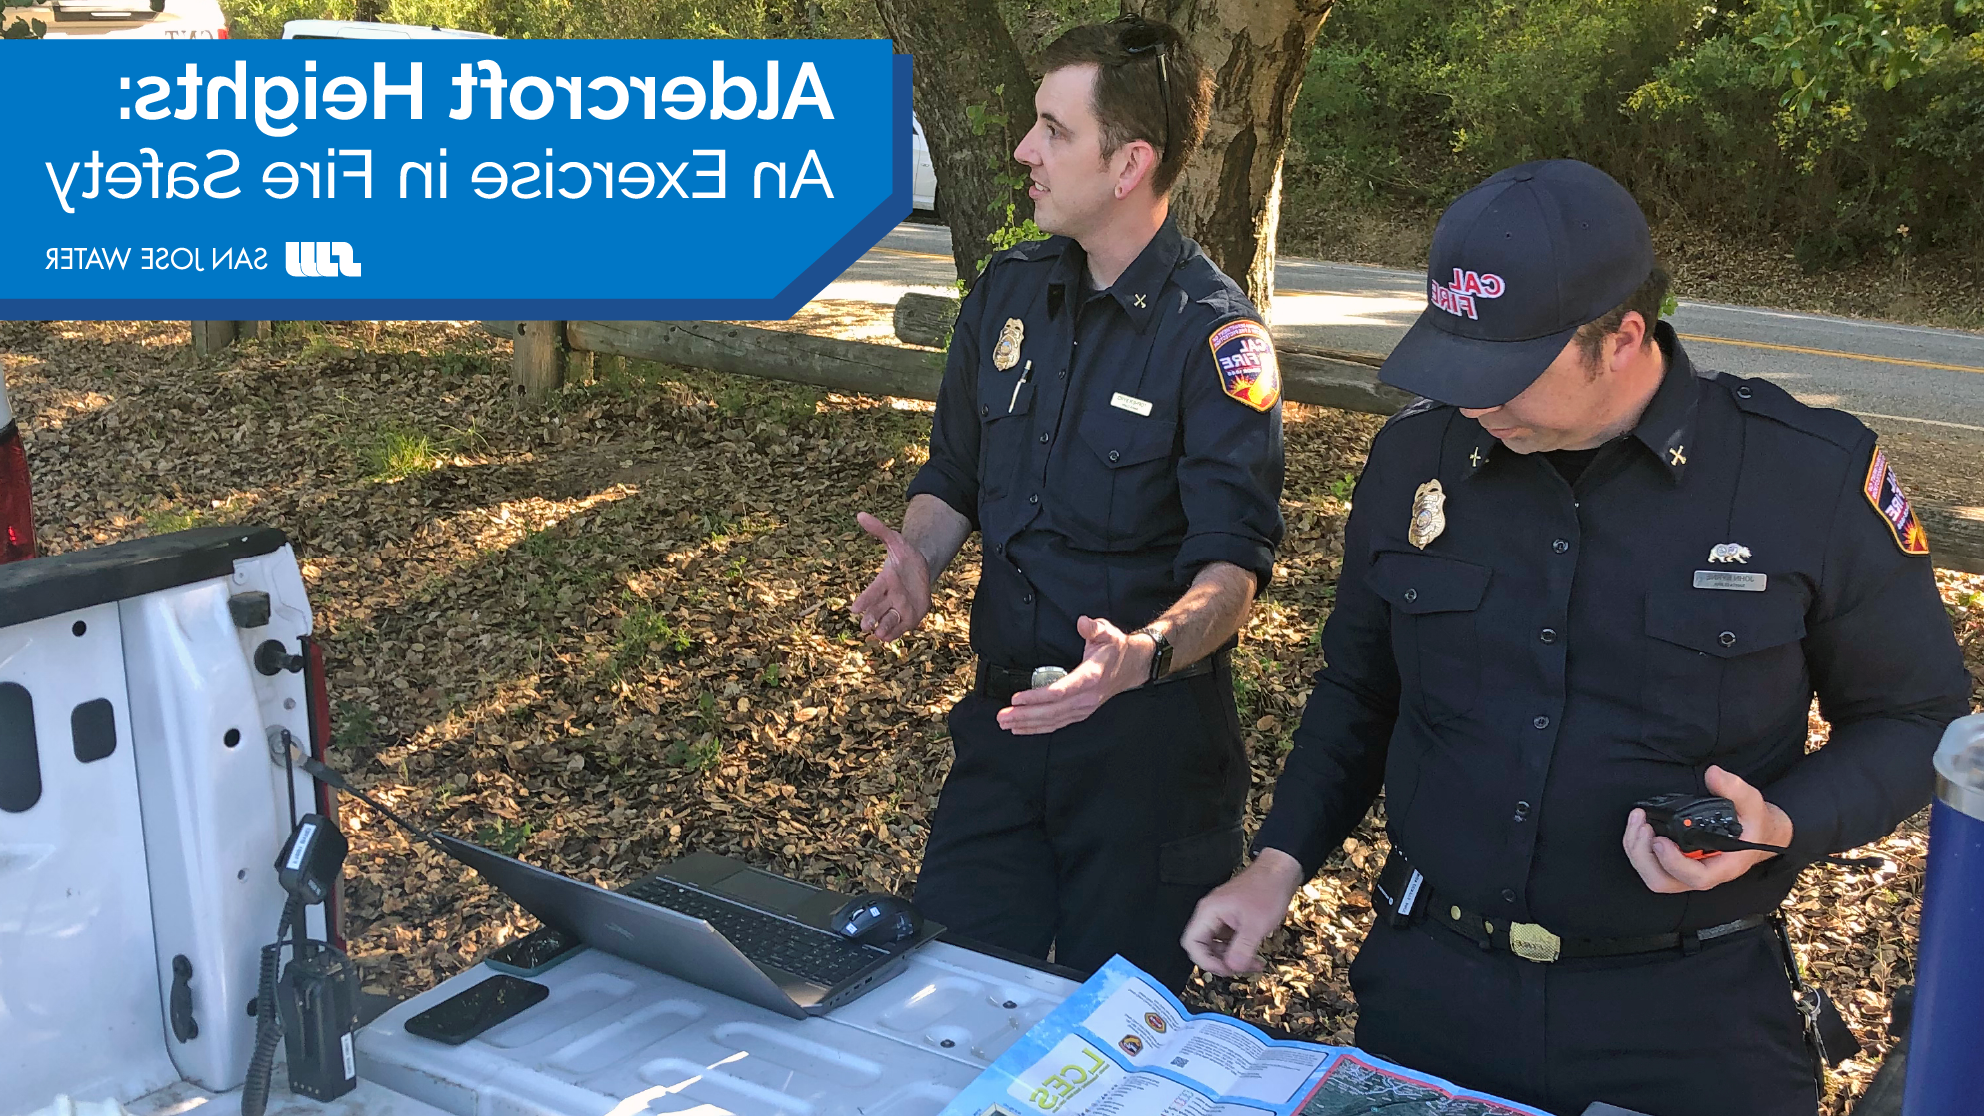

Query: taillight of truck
<box><xmin>303</xmin><ymin>634</ymin><xmax>347</xmax><ymax>951</ymax></box>
<box><xmin>0</xmin><ymin>422</ymin><xmax>35</xmax><ymax>564</ymax></box>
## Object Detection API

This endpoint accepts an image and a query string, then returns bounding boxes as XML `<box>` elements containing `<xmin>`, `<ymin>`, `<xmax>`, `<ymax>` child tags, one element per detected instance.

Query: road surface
<box><xmin>829</xmin><ymin>222</ymin><xmax>1984</xmax><ymax>438</ymax></box>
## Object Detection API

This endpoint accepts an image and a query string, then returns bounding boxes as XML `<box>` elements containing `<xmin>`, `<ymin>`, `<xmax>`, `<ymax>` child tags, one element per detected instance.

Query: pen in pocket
<box><xmin>1009</xmin><ymin>359</ymin><xmax>1033</xmax><ymax>413</ymax></box>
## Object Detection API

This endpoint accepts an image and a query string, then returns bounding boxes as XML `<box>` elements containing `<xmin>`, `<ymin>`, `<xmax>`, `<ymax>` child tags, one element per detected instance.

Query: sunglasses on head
<box><xmin>1111</xmin><ymin>16</ymin><xmax>1172</xmax><ymax>167</ymax></box>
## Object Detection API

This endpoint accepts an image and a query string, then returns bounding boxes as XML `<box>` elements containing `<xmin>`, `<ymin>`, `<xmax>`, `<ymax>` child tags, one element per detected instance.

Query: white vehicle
<box><xmin>911</xmin><ymin>115</ymin><xmax>938</xmax><ymax>214</ymax></box>
<box><xmin>0</xmin><ymin>370</ymin><xmax>33</xmax><ymax>563</ymax></box>
<box><xmin>0</xmin><ymin>524</ymin><xmax>1078</xmax><ymax>1116</ymax></box>
<box><xmin>4</xmin><ymin>0</ymin><xmax>227</xmax><ymax>38</ymax></box>
<box><xmin>279</xmin><ymin>18</ymin><xmax>498</xmax><ymax>39</ymax></box>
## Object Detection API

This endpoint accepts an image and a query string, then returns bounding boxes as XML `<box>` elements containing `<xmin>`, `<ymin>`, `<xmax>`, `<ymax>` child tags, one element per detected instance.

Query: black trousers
<box><xmin>914</xmin><ymin>665</ymin><xmax>1250</xmax><ymax>991</ymax></box>
<box><xmin>1349</xmin><ymin>914</ymin><xmax>1818</xmax><ymax>1116</ymax></box>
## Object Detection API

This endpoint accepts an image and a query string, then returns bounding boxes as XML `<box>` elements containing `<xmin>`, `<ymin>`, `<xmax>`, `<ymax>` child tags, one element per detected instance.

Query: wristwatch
<box><xmin>1137</xmin><ymin>627</ymin><xmax>1173</xmax><ymax>685</ymax></box>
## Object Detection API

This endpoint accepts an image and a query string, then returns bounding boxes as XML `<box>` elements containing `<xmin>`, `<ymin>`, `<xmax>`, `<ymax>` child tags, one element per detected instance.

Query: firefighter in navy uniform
<box><xmin>849</xmin><ymin>18</ymin><xmax>1284</xmax><ymax>992</ymax></box>
<box><xmin>1182</xmin><ymin>160</ymin><xmax>1971</xmax><ymax>1115</ymax></box>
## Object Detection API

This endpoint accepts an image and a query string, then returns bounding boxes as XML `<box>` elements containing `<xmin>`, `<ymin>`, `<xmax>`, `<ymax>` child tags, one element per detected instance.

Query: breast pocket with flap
<box><xmin>1064</xmin><ymin>407</ymin><xmax>1179</xmax><ymax>548</ymax></box>
<box><xmin>1642</xmin><ymin>586</ymin><xmax>1809</xmax><ymax>761</ymax></box>
<box><xmin>1369</xmin><ymin>551</ymin><xmax>1493</xmax><ymax>726</ymax></box>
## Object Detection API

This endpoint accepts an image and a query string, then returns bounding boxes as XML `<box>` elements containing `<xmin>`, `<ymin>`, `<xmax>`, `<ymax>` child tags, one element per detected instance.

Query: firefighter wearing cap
<box><xmin>1182</xmin><ymin>159</ymin><xmax>1970</xmax><ymax>1115</ymax></box>
<box><xmin>848</xmin><ymin>18</ymin><xmax>1284</xmax><ymax>992</ymax></box>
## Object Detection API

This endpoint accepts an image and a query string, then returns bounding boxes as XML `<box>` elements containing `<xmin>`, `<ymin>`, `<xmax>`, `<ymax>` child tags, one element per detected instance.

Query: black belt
<box><xmin>975</xmin><ymin>649</ymin><xmax>1222</xmax><ymax>705</ymax></box>
<box><xmin>1376</xmin><ymin>853</ymin><xmax>1772</xmax><ymax>963</ymax></box>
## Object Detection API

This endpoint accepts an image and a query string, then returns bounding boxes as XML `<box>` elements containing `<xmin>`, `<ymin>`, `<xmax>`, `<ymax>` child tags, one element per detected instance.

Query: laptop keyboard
<box><xmin>621</xmin><ymin>875</ymin><xmax>883</xmax><ymax>986</ymax></box>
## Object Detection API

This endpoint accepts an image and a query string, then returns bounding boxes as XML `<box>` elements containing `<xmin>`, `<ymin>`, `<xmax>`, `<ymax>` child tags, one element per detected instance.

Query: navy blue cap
<box><xmin>1380</xmin><ymin>159</ymin><xmax>1655</xmax><ymax>409</ymax></box>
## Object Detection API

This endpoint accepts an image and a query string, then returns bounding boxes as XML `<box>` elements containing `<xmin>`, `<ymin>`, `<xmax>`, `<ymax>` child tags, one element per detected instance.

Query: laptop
<box><xmin>432</xmin><ymin>835</ymin><xmax>940</xmax><ymax>1019</ymax></box>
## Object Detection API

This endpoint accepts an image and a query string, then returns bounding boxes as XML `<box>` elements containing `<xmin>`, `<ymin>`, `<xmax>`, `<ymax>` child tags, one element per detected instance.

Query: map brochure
<box><xmin>938</xmin><ymin>954</ymin><xmax>1550</xmax><ymax>1116</ymax></box>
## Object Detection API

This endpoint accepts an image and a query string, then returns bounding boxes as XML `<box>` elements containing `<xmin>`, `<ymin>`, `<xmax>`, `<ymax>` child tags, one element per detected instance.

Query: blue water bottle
<box><xmin>1903</xmin><ymin>713</ymin><xmax>1984</xmax><ymax>1114</ymax></box>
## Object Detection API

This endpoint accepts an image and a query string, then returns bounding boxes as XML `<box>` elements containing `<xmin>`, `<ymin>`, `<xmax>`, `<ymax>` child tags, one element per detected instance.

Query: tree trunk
<box><xmin>874</xmin><ymin>0</ymin><xmax>1037</xmax><ymax>285</ymax></box>
<box><xmin>1129</xmin><ymin>0</ymin><xmax>1336</xmax><ymax>319</ymax></box>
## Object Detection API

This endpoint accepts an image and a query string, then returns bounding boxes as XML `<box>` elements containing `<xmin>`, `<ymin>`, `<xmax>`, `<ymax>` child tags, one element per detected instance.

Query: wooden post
<box><xmin>893</xmin><ymin>292</ymin><xmax>960</xmax><ymax>349</ymax></box>
<box><xmin>237</xmin><ymin>321</ymin><xmax>274</xmax><ymax>342</ymax></box>
<box><xmin>190</xmin><ymin>320</ymin><xmax>236</xmax><ymax>357</ymax></box>
<box><xmin>512</xmin><ymin>321</ymin><xmax>566</xmax><ymax>401</ymax></box>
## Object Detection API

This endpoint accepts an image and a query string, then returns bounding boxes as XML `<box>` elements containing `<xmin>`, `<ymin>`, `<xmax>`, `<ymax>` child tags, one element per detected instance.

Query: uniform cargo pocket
<box><xmin>1369</xmin><ymin>551</ymin><xmax>1491</xmax><ymax>726</ymax></box>
<box><xmin>1642</xmin><ymin>587</ymin><xmax>1809</xmax><ymax>760</ymax></box>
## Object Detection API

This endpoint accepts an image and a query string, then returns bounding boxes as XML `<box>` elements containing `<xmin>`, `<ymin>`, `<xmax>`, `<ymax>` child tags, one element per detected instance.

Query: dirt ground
<box><xmin>7</xmin><ymin>316</ymin><xmax>1982</xmax><ymax>1114</ymax></box>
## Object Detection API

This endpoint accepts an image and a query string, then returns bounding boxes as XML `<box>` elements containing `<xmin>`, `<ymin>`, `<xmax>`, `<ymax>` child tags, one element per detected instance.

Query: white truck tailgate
<box><xmin>357</xmin><ymin>940</ymin><xmax>1075</xmax><ymax>1116</ymax></box>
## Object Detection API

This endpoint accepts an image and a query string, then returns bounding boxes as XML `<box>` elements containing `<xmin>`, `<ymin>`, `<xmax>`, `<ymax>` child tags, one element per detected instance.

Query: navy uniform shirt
<box><xmin>1255</xmin><ymin>323</ymin><xmax>1971</xmax><ymax>937</ymax></box>
<box><xmin>907</xmin><ymin>220</ymin><xmax>1285</xmax><ymax>669</ymax></box>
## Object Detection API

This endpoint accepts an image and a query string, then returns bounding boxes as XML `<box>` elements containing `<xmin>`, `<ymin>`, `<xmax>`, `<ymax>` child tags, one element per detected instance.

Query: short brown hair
<box><xmin>1037</xmin><ymin>17</ymin><xmax>1211</xmax><ymax>196</ymax></box>
<box><xmin>1574</xmin><ymin>265</ymin><xmax>1671</xmax><ymax>366</ymax></box>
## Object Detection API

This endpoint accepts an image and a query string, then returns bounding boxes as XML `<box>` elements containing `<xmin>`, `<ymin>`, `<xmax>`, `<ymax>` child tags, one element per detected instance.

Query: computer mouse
<box><xmin>832</xmin><ymin>892</ymin><xmax>924</xmax><ymax>946</ymax></box>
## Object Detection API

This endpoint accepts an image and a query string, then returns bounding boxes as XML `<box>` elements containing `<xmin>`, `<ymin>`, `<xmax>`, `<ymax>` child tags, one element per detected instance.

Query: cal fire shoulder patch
<box><xmin>1864</xmin><ymin>446</ymin><xmax>1930</xmax><ymax>556</ymax></box>
<box><xmin>1209</xmin><ymin>319</ymin><xmax>1280</xmax><ymax>412</ymax></box>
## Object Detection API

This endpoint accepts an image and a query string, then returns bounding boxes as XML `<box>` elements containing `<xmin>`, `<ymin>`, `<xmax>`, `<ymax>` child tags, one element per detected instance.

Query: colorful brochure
<box><xmin>940</xmin><ymin>955</ymin><xmax>1550</xmax><ymax>1116</ymax></box>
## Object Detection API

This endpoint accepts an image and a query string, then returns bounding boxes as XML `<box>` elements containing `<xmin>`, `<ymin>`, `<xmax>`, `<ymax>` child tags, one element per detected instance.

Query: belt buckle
<box><xmin>1508</xmin><ymin>921</ymin><xmax>1562</xmax><ymax>963</ymax></box>
<box><xmin>1030</xmin><ymin>666</ymin><xmax>1068</xmax><ymax>689</ymax></box>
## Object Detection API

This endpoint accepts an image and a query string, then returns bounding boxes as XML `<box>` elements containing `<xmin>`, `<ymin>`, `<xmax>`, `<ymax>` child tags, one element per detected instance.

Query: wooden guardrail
<box><xmin>488</xmin><ymin>312</ymin><xmax>1984</xmax><ymax>575</ymax></box>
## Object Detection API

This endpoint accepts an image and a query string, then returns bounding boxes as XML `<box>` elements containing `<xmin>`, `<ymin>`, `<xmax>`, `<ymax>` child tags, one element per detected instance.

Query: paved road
<box><xmin>831</xmin><ymin>222</ymin><xmax>1984</xmax><ymax>437</ymax></box>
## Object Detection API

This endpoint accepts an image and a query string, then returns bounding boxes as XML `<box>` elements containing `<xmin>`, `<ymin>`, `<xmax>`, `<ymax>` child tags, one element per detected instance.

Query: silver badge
<box><xmin>1708</xmin><ymin>543</ymin><xmax>1752</xmax><ymax>564</ymax></box>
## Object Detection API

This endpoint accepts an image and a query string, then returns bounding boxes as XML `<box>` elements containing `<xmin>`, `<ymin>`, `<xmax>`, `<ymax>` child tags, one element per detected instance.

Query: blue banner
<box><xmin>2</xmin><ymin>40</ymin><xmax>910</xmax><ymax>319</ymax></box>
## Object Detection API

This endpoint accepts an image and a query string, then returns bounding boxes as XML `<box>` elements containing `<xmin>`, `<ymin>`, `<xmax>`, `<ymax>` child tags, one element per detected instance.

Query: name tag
<box><xmin>1694</xmin><ymin>570</ymin><xmax>1767</xmax><ymax>592</ymax></box>
<box><xmin>1110</xmin><ymin>392</ymin><xmax>1153</xmax><ymax>417</ymax></box>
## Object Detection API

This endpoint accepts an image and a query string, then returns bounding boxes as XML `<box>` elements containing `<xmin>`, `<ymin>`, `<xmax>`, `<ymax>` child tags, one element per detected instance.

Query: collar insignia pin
<box><xmin>1469</xmin><ymin>447</ymin><xmax>1483</xmax><ymax>468</ymax></box>
<box><xmin>1132</xmin><ymin>293</ymin><xmax>1147</xmax><ymax>308</ymax></box>
<box><xmin>1708</xmin><ymin>543</ymin><xmax>1751</xmax><ymax>564</ymax></box>
<box><xmin>1409</xmin><ymin>479</ymin><xmax>1447</xmax><ymax>549</ymax></box>
<box><xmin>1669</xmin><ymin>445</ymin><xmax>1688</xmax><ymax>467</ymax></box>
<box><xmin>992</xmin><ymin>318</ymin><xmax>1024</xmax><ymax>371</ymax></box>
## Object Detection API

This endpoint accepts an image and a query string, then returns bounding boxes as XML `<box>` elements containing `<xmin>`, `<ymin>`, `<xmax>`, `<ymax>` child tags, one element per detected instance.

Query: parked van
<box><xmin>280</xmin><ymin>18</ymin><xmax>498</xmax><ymax>39</ymax></box>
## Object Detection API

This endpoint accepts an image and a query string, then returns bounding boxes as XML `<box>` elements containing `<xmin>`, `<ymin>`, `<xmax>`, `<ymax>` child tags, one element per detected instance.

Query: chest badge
<box><xmin>1409</xmin><ymin>479</ymin><xmax>1447</xmax><ymax>549</ymax></box>
<box><xmin>992</xmin><ymin>317</ymin><xmax>1024</xmax><ymax>371</ymax></box>
<box><xmin>1708</xmin><ymin>543</ymin><xmax>1752</xmax><ymax>564</ymax></box>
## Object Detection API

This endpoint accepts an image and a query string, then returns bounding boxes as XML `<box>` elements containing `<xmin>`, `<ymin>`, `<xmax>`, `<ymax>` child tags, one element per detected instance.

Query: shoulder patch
<box><xmin>1209</xmin><ymin>319</ymin><xmax>1280</xmax><ymax>411</ymax></box>
<box><xmin>1864</xmin><ymin>446</ymin><xmax>1930</xmax><ymax>556</ymax></box>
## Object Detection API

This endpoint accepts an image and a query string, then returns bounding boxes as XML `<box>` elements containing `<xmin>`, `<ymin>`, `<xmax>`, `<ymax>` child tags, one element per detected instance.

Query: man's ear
<box><xmin>1610</xmin><ymin>311</ymin><xmax>1651</xmax><ymax>368</ymax></box>
<box><xmin>1113</xmin><ymin>140</ymin><xmax>1159</xmax><ymax>199</ymax></box>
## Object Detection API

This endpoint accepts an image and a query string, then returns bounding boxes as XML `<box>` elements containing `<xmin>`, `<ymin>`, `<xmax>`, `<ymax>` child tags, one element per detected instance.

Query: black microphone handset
<box><xmin>242</xmin><ymin>814</ymin><xmax>359</xmax><ymax>1116</ymax></box>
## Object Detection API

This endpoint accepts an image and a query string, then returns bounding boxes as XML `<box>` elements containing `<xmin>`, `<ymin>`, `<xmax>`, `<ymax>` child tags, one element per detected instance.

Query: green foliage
<box><xmin>332</xmin><ymin>699</ymin><xmax>380</xmax><ymax>754</ymax></box>
<box><xmin>2</xmin><ymin>0</ymin><xmax>47</xmax><ymax>36</ymax></box>
<box><xmin>363</xmin><ymin>425</ymin><xmax>451</xmax><ymax>481</ymax></box>
<box><xmin>143</xmin><ymin>505</ymin><xmax>203</xmax><ymax>535</ymax></box>
<box><xmin>613</xmin><ymin>599</ymin><xmax>694</xmax><ymax>674</ymax></box>
<box><xmin>1752</xmin><ymin>0</ymin><xmax>1966</xmax><ymax>115</ymax></box>
<box><xmin>966</xmin><ymin>83</ymin><xmax>1050</xmax><ymax>276</ymax></box>
<box><xmin>1289</xmin><ymin>0</ymin><xmax>1984</xmax><ymax>269</ymax></box>
<box><xmin>225</xmin><ymin>0</ymin><xmax>880</xmax><ymax>42</ymax></box>
<box><xmin>476</xmin><ymin>819</ymin><xmax>534</xmax><ymax>854</ymax></box>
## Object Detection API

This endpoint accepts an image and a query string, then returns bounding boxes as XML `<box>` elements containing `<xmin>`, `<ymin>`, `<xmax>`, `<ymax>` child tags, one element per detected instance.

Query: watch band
<box><xmin>1138</xmin><ymin>628</ymin><xmax>1173</xmax><ymax>685</ymax></box>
